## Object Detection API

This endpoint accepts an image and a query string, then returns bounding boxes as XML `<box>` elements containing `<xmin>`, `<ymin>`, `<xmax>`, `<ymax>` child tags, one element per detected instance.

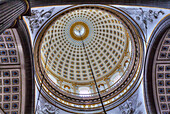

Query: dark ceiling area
<box><xmin>30</xmin><ymin>0</ymin><xmax>170</xmax><ymax>8</ymax></box>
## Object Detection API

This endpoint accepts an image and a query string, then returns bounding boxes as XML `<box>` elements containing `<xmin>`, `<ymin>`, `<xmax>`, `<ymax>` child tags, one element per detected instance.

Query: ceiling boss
<box><xmin>70</xmin><ymin>21</ymin><xmax>89</xmax><ymax>41</ymax></box>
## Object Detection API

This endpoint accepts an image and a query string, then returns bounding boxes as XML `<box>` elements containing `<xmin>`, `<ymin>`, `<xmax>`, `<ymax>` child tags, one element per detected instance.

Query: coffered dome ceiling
<box><xmin>41</xmin><ymin>8</ymin><xmax>129</xmax><ymax>83</ymax></box>
<box><xmin>34</xmin><ymin>5</ymin><xmax>144</xmax><ymax>113</ymax></box>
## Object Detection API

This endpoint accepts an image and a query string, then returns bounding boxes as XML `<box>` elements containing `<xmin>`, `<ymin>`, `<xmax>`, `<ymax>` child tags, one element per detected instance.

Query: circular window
<box><xmin>34</xmin><ymin>5</ymin><xmax>143</xmax><ymax>113</ymax></box>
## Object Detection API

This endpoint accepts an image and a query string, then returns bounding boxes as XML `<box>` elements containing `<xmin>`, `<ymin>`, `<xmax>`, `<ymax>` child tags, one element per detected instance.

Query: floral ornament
<box><xmin>119</xmin><ymin>93</ymin><xmax>143</xmax><ymax>114</ymax></box>
<box><xmin>119</xmin><ymin>7</ymin><xmax>164</xmax><ymax>43</ymax></box>
<box><xmin>36</xmin><ymin>95</ymin><xmax>60</xmax><ymax>114</ymax></box>
<box><xmin>25</xmin><ymin>7</ymin><xmax>55</xmax><ymax>33</ymax></box>
<box><xmin>136</xmin><ymin>8</ymin><xmax>164</xmax><ymax>30</ymax></box>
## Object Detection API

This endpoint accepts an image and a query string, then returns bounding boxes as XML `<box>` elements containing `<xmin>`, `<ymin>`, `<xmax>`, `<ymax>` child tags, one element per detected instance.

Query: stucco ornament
<box><xmin>119</xmin><ymin>7</ymin><xmax>164</xmax><ymax>43</ymax></box>
<box><xmin>36</xmin><ymin>95</ymin><xmax>60</xmax><ymax>114</ymax></box>
<box><xmin>25</xmin><ymin>7</ymin><xmax>55</xmax><ymax>33</ymax></box>
<box><xmin>119</xmin><ymin>93</ymin><xmax>143</xmax><ymax>114</ymax></box>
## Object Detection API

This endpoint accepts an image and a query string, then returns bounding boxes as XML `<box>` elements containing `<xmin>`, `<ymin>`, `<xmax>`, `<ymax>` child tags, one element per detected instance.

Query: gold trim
<box><xmin>33</xmin><ymin>5</ymin><xmax>144</xmax><ymax>113</ymax></box>
<box><xmin>39</xmin><ymin>8</ymin><xmax>130</xmax><ymax>84</ymax></box>
<box><xmin>35</xmin><ymin>4</ymin><xmax>142</xmax><ymax>86</ymax></box>
<box><xmin>23</xmin><ymin>17</ymin><xmax>33</xmax><ymax>47</ymax></box>
<box><xmin>70</xmin><ymin>21</ymin><xmax>89</xmax><ymax>41</ymax></box>
<box><xmin>22</xmin><ymin>0</ymin><xmax>30</xmax><ymax>15</ymax></box>
<box><xmin>10</xmin><ymin>19</ymin><xmax>18</xmax><ymax>28</ymax></box>
<box><xmin>35</xmin><ymin>75</ymin><xmax>143</xmax><ymax>114</ymax></box>
<box><xmin>18</xmin><ymin>16</ymin><xmax>22</xmax><ymax>20</ymax></box>
<box><xmin>39</xmin><ymin>31</ymin><xmax>132</xmax><ymax>96</ymax></box>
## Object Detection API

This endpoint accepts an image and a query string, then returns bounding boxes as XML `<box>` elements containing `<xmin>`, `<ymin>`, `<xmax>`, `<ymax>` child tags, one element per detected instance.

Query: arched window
<box><xmin>64</xmin><ymin>85</ymin><xmax>71</xmax><ymax>91</ymax></box>
<box><xmin>79</xmin><ymin>87</ymin><xmax>91</xmax><ymax>96</ymax></box>
<box><xmin>98</xmin><ymin>84</ymin><xmax>105</xmax><ymax>91</ymax></box>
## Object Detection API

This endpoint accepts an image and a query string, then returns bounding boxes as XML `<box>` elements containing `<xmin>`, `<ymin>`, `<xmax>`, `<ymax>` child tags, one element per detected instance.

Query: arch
<box><xmin>144</xmin><ymin>15</ymin><xmax>170</xmax><ymax>114</ymax></box>
<box><xmin>0</xmin><ymin>19</ymin><xmax>34</xmax><ymax>114</ymax></box>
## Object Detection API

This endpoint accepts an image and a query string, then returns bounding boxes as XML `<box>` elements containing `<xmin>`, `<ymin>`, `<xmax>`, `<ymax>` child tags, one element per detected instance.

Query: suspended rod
<box><xmin>79</xmin><ymin>31</ymin><xmax>107</xmax><ymax>114</ymax></box>
<box><xmin>35</xmin><ymin>25</ymin><xmax>107</xmax><ymax>114</ymax></box>
<box><xmin>0</xmin><ymin>106</ymin><xmax>6</xmax><ymax>114</ymax></box>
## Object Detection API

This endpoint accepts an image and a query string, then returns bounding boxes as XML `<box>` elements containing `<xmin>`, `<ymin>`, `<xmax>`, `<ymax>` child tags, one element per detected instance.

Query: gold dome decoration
<box><xmin>34</xmin><ymin>5</ymin><xmax>143</xmax><ymax>113</ymax></box>
<box><xmin>70</xmin><ymin>22</ymin><xmax>89</xmax><ymax>41</ymax></box>
<box><xmin>40</xmin><ymin>8</ymin><xmax>128</xmax><ymax>83</ymax></box>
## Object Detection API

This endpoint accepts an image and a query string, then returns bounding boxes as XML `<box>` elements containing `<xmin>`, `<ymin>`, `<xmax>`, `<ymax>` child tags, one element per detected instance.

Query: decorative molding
<box><xmin>119</xmin><ymin>92</ymin><xmax>143</xmax><ymax>114</ymax></box>
<box><xmin>25</xmin><ymin>7</ymin><xmax>55</xmax><ymax>33</ymax></box>
<box><xmin>34</xmin><ymin>5</ymin><xmax>144</xmax><ymax>113</ymax></box>
<box><xmin>36</xmin><ymin>95</ymin><xmax>60</xmax><ymax>114</ymax></box>
<box><xmin>119</xmin><ymin>7</ymin><xmax>165</xmax><ymax>43</ymax></box>
<box><xmin>120</xmin><ymin>7</ymin><xmax>165</xmax><ymax>30</ymax></box>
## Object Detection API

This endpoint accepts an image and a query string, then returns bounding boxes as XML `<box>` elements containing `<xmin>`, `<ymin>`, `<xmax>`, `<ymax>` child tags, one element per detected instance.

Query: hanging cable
<box><xmin>0</xmin><ymin>106</ymin><xmax>6</xmax><ymax>113</ymax></box>
<box><xmin>79</xmin><ymin>31</ymin><xmax>107</xmax><ymax>114</ymax></box>
<box><xmin>34</xmin><ymin>25</ymin><xmax>54</xmax><ymax>114</ymax></box>
<box><xmin>34</xmin><ymin>24</ymin><xmax>106</xmax><ymax>113</ymax></box>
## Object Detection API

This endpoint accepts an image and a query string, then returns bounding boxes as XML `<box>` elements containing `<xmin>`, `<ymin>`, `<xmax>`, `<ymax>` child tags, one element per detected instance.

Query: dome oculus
<box><xmin>70</xmin><ymin>21</ymin><xmax>89</xmax><ymax>41</ymax></box>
